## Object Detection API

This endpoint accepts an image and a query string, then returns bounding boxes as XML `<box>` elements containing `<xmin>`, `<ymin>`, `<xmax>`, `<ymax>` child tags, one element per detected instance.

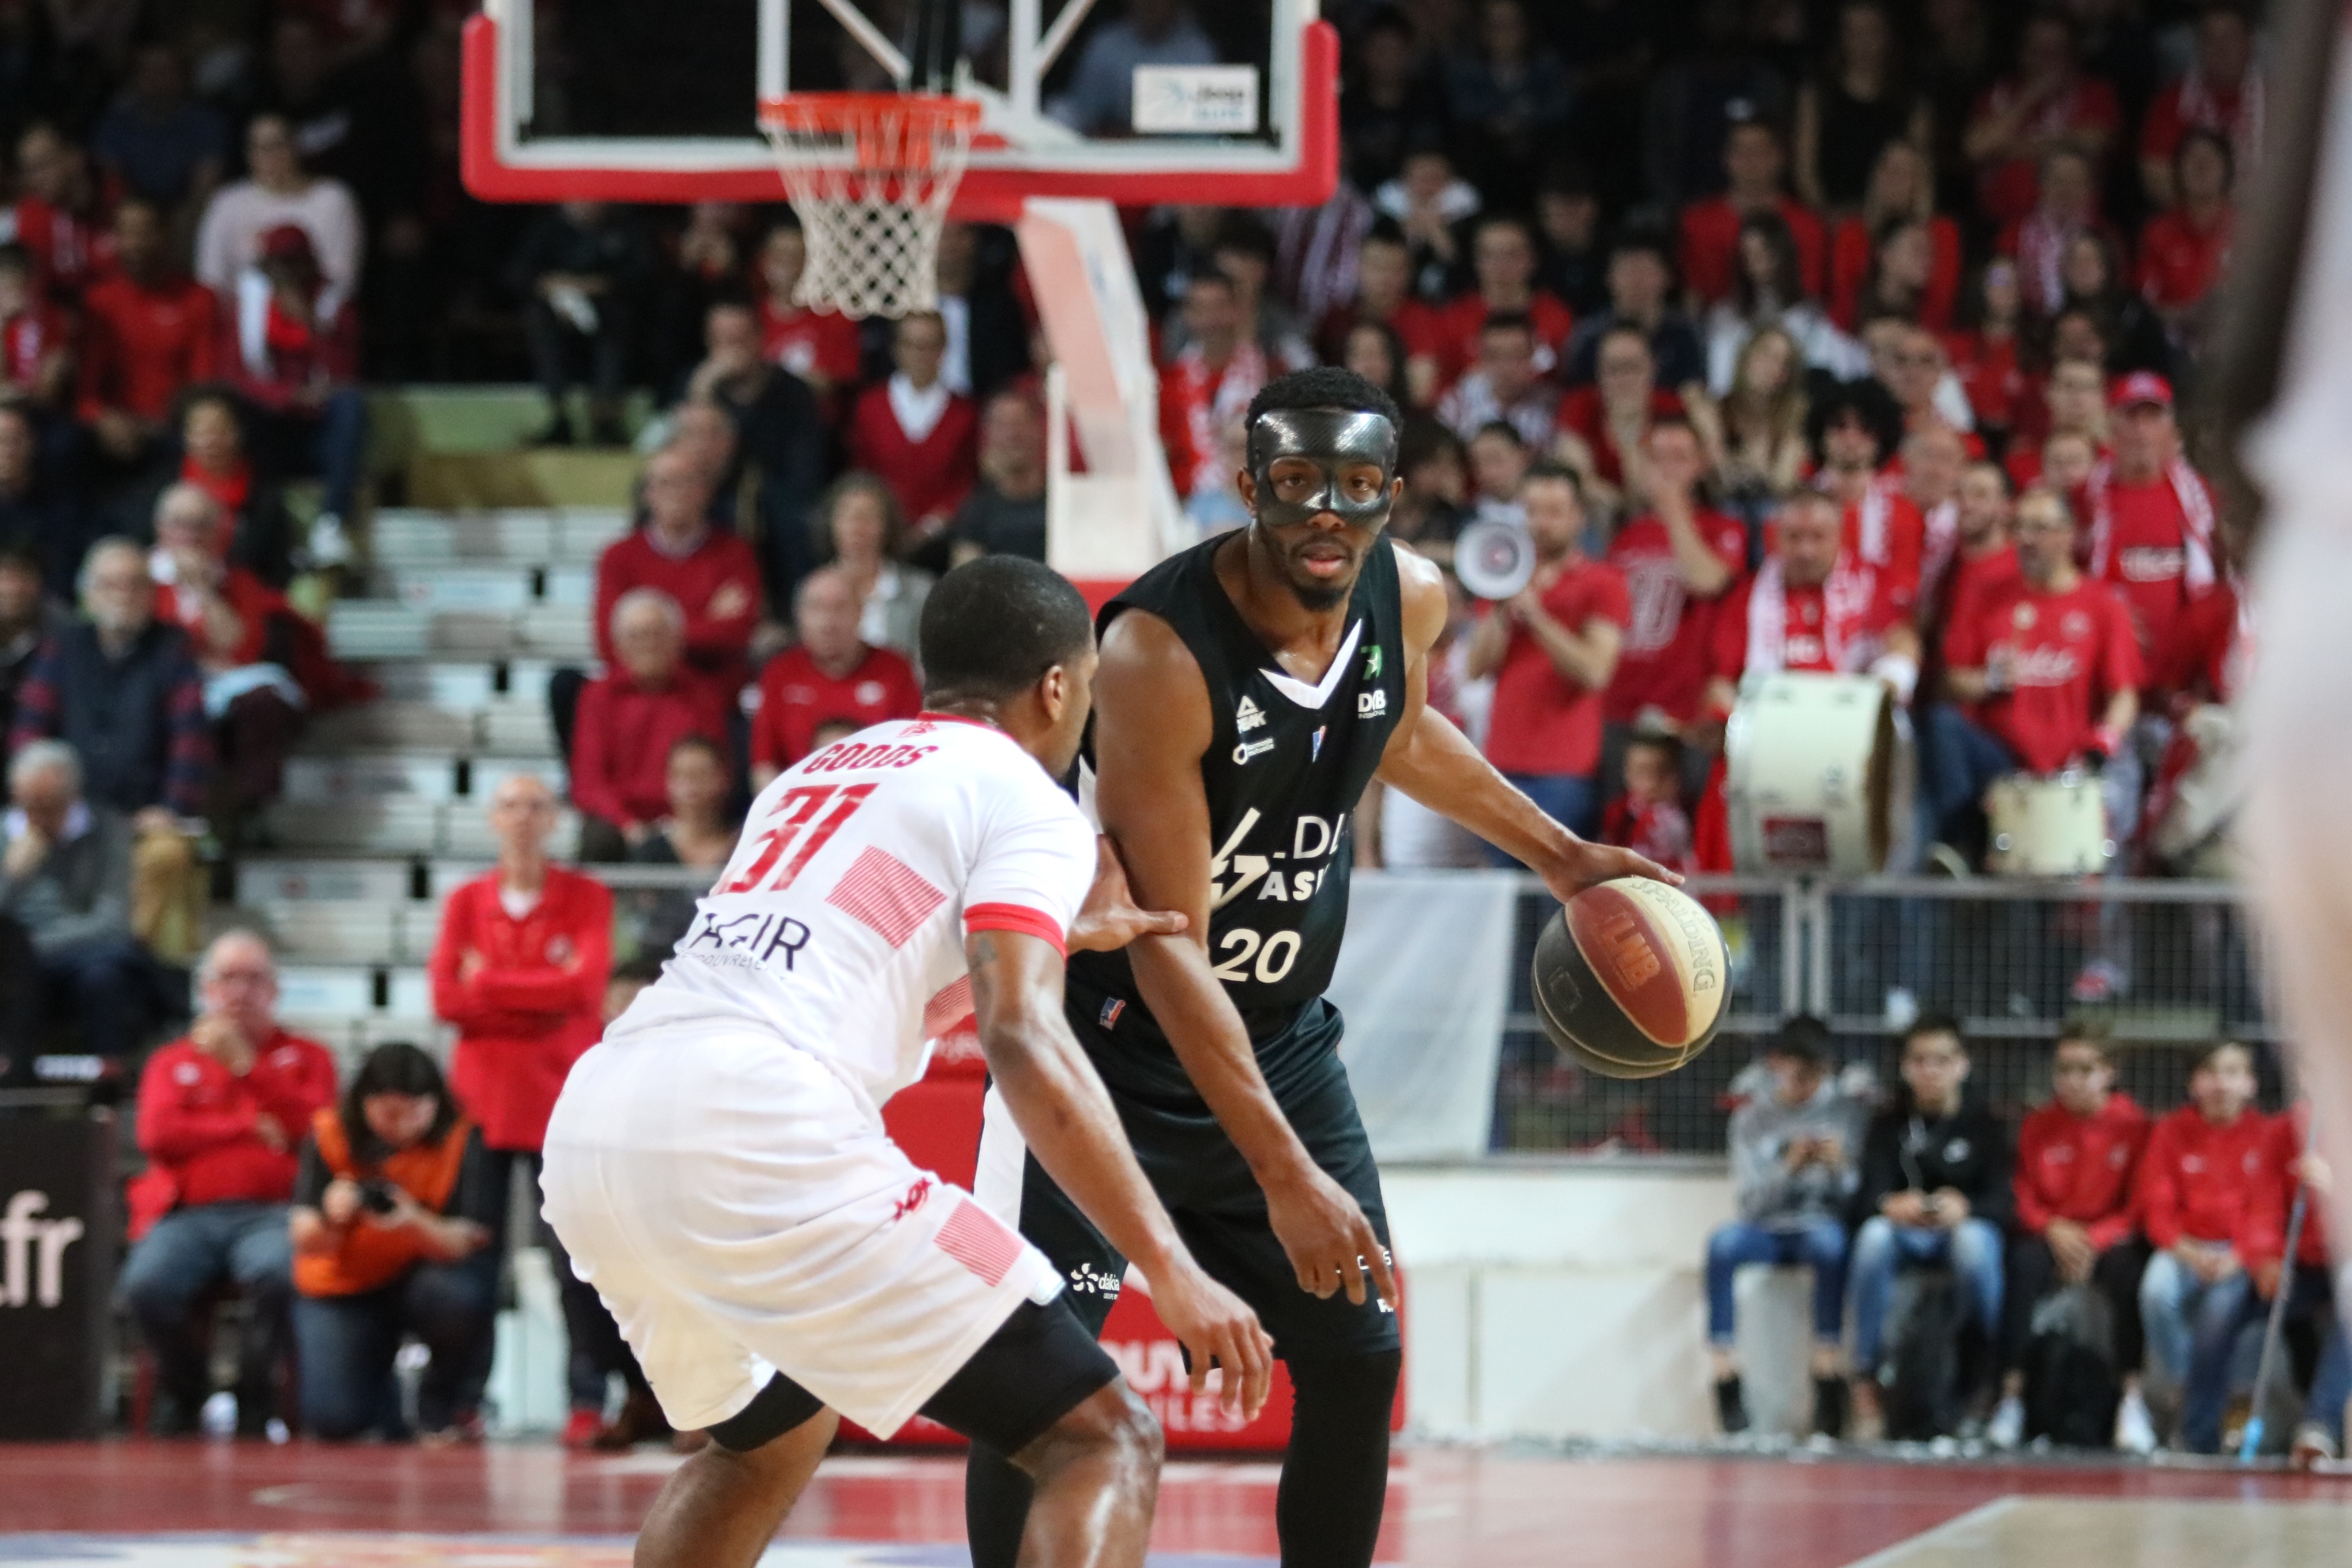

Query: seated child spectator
<box><xmin>1705</xmin><ymin>1016</ymin><xmax>1863</xmax><ymax>1437</ymax></box>
<box><xmin>1601</xmin><ymin>732</ymin><xmax>1695</xmax><ymax>873</ymax></box>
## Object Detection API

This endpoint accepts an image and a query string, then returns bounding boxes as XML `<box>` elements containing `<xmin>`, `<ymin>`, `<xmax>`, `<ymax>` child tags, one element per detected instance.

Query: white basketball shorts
<box><xmin>540</xmin><ymin>1024</ymin><xmax>1063</xmax><ymax>1437</ymax></box>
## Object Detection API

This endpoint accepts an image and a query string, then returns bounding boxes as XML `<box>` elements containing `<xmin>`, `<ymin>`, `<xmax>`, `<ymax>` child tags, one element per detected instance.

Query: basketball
<box><xmin>1531</xmin><ymin>878</ymin><xmax>1731</xmax><ymax>1080</ymax></box>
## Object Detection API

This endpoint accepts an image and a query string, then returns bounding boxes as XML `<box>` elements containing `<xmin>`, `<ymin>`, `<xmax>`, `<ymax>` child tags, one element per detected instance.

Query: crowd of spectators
<box><xmin>1708</xmin><ymin>1018</ymin><xmax>2346</xmax><ymax>1464</ymax></box>
<box><xmin>0</xmin><ymin>0</ymin><xmax>2289</xmax><ymax>1450</ymax></box>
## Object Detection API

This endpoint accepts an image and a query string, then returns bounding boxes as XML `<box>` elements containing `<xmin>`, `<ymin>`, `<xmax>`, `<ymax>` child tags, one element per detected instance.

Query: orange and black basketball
<box><xmin>1532</xmin><ymin>877</ymin><xmax>1730</xmax><ymax>1080</ymax></box>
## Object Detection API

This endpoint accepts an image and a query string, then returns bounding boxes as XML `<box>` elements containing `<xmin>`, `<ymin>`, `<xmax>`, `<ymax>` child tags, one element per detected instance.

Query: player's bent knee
<box><xmin>1016</xmin><ymin>1380</ymin><xmax>1163</xmax><ymax>1487</ymax></box>
<box><xmin>707</xmin><ymin>1370</ymin><xmax>835</xmax><ymax>1458</ymax></box>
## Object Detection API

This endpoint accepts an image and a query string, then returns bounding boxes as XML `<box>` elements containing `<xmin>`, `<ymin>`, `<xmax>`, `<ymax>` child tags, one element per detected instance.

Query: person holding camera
<box><xmin>287</xmin><ymin>1042</ymin><xmax>498</xmax><ymax>1442</ymax></box>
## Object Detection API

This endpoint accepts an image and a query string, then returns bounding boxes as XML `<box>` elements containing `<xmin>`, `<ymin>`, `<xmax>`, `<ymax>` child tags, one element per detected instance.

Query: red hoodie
<box><xmin>130</xmin><ymin>1031</ymin><xmax>340</xmax><ymax>1237</ymax></box>
<box><xmin>2242</xmin><ymin>1106</ymin><xmax>2330</xmax><ymax>1272</ymax></box>
<box><xmin>2013</xmin><ymin>1092</ymin><xmax>2151</xmax><ymax>1251</ymax></box>
<box><xmin>2137</xmin><ymin>1102</ymin><xmax>2276</xmax><ymax>1253</ymax></box>
<box><xmin>430</xmin><ymin>867</ymin><xmax>613</xmax><ymax>1152</ymax></box>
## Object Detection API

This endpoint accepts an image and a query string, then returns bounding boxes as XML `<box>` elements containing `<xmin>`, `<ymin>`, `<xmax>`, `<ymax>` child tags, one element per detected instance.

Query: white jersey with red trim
<box><xmin>610</xmin><ymin>714</ymin><xmax>1095</xmax><ymax>1106</ymax></box>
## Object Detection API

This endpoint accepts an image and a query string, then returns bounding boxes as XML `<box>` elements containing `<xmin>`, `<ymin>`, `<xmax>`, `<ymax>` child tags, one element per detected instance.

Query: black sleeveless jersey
<box><xmin>1070</xmin><ymin>534</ymin><xmax>1408</xmax><ymax>1038</ymax></box>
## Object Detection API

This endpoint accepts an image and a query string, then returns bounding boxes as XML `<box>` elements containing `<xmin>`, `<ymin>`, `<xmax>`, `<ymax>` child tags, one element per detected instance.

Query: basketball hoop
<box><xmin>759</xmin><ymin>92</ymin><xmax>982</xmax><ymax>320</ymax></box>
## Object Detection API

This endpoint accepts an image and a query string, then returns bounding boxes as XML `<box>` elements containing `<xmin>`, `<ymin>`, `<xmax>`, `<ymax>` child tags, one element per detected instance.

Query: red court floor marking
<box><xmin>0</xmin><ymin>1443</ymin><xmax>2339</xmax><ymax>1567</ymax></box>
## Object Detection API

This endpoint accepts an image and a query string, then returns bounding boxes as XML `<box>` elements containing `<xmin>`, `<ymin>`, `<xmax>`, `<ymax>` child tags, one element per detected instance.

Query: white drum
<box><xmin>1985</xmin><ymin>772</ymin><xmax>2113</xmax><ymax>877</ymax></box>
<box><xmin>1724</xmin><ymin>672</ymin><xmax>1906</xmax><ymax>876</ymax></box>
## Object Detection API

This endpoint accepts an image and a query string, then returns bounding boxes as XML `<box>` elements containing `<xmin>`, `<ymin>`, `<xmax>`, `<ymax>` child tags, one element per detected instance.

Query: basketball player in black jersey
<box><xmin>965</xmin><ymin>368</ymin><xmax>1675</xmax><ymax>1568</ymax></box>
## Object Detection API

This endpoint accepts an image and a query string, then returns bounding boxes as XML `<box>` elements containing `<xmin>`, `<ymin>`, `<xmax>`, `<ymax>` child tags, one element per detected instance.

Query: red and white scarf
<box><xmin>2011</xmin><ymin>211</ymin><xmax>2087</xmax><ymax>315</ymax></box>
<box><xmin>1745</xmin><ymin>555</ymin><xmax>1882</xmax><ymax>677</ymax></box>
<box><xmin>2086</xmin><ymin>454</ymin><xmax>2218</xmax><ymax>594</ymax></box>
<box><xmin>1173</xmin><ymin>338</ymin><xmax>1267</xmax><ymax>498</ymax></box>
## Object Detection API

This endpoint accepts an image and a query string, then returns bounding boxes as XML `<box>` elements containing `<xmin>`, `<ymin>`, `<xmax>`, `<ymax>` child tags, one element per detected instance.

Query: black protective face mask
<box><xmin>1246</xmin><ymin>409</ymin><xmax>1400</xmax><ymax>532</ymax></box>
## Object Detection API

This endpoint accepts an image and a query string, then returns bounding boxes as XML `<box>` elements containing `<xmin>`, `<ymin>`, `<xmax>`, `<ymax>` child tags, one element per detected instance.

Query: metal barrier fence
<box><xmin>1491</xmin><ymin>875</ymin><xmax>2270</xmax><ymax>1155</ymax></box>
<box><xmin>589</xmin><ymin>865</ymin><xmax>2271</xmax><ymax>1159</ymax></box>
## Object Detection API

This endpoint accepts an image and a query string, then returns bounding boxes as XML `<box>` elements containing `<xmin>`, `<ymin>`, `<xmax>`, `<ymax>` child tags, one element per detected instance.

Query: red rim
<box><xmin>758</xmin><ymin>92</ymin><xmax>983</xmax><ymax>133</ymax></box>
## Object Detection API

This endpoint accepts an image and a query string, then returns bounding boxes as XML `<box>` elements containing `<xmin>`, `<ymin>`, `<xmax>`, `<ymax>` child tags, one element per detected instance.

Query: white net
<box><xmin>760</xmin><ymin>94</ymin><xmax>980</xmax><ymax>321</ymax></box>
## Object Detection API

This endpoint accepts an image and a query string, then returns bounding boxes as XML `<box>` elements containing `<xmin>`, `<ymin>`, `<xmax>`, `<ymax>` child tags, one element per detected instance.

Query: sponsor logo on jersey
<box><xmin>1357</xmin><ymin>689</ymin><xmax>1387</xmax><ymax>718</ymax></box>
<box><xmin>2120</xmin><ymin>545</ymin><xmax>2187</xmax><ymax>582</ymax></box>
<box><xmin>1311</xmin><ymin>725</ymin><xmax>1325</xmax><ymax>760</ymax></box>
<box><xmin>1233</xmin><ymin>737</ymin><xmax>1276</xmax><ymax>765</ymax></box>
<box><xmin>680</xmin><ymin>909</ymin><xmax>814</xmax><ymax>971</ymax></box>
<box><xmin>890</xmin><ymin>1175</ymin><xmax>933</xmax><ymax>1221</ymax></box>
<box><xmin>1069</xmin><ymin>1261</ymin><xmax>1122</xmax><ymax>1298</ymax></box>
<box><xmin>1234</xmin><ymin>695</ymin><xmax>1266</xmax><ymax>733</ymax></box>
<box><xmin>1099</xmin><ymin>997</ymin><xmax>1125</xmax><ymax>1029</ymax></box>
<box><xmin>1364</xmin><ymin>645</ymin><xmax>1382</xmax><ymax>679</ymax></box>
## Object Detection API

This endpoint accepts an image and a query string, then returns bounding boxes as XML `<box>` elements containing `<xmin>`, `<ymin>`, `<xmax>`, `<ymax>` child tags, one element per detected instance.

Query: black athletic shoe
<box><xmin>1715</xmin><ymin>1375</ymin><xmax>1750</xmax><ymax>1434</ymax></box>
<box><xmin>1813</xmin><ymin>1375</ymin><xmax>1849</xmax><ymax>1440</ymax></box>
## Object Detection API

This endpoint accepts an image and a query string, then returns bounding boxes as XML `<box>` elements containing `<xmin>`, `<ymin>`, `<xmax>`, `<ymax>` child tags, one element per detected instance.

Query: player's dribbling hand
<box><xmin>1149</xmin><ymin>1260</ymin><xmax>1276</xmax><ymax>1422</ymax></box>
<box><xmin>1265</xmin><ymin>1164</ymin><xmax>1400</xmax><ymax>1311</ymax></box>
<box><xmin>1069</xmin><ymin>837</ymin><xmax>1190</xmax><ymax>952</ymax></box>
<box><xmin>1539</xmin><ymin>840</ymin><xmax>1684</xmax><ymax>903</ymax></box>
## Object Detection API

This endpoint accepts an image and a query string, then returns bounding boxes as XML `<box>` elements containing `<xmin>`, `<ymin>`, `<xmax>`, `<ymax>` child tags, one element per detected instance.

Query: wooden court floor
<box><xmin>0</xmin><ymin>1442</ymin><xmax>2344</xmax><ymax>1568</ymax></box>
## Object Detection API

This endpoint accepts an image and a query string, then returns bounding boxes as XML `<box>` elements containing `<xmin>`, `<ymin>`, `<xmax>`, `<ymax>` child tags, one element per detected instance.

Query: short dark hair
<box><xmin>2054</xmin><ymin>1019</ymin><xmax>2113</xmax><ymax>1061</ymax></box>
<box><xmin>0</xmin><ymin>545</ymin><xmax>41</xmax><ymax>579</ymax></box>
<box><xmin>1521</xmin><ymin>459</ymin><xmax>1582</xmax><ymax>499</ymax></box>
<box><xmin>920</xmin><ymin>556</ymin><xmax>1094</xmax><ymax>704</ymax></box>
<box><xmin>665</xmin><ymin>732</ymin><xmax>729</xmax><ymax>772</ymax></box>
<box><xmin>340</xmin><ymin>1042</ymin><xmax>461</xmax><ymax>1167</ymax></box>
<box><xmin>1471</xmin><ymin>418</ymin><xmax>1527</xmax><ymax>450</ymax></box>
<box><xmin>1769</xmin><ymin>1015</ymin><xmax>1833</xmax><ymax>1069</ymax></box>
<box><xmin>612</xmin><ymin>954</ymin><xmax>665</xmax><ymax>987</ymax></box>
<box><xmin>1362</xmin><ymin>217</ymin><xmax>1410</xmax><ymax>251</ymax></box>
<box><xmin>1902</xmin><ymin>1012</ymin><xmax>1966</xmax><ymax>1053</ymax></box>
<box><xmin>0</xmin><ymin>243</ymin><xmax>29</xmax><ymax>277</ymax></box>
<box><xmin>1213</xmin><ymin>215</ymin><xmax>1277</xmax><ymax>264</ymax></box>
<box><xmin>1481</xmin><ymin>310</ymin><xmax>1536</xmax><ymax>340</ymax></box>
<box><xmin>1245</xmin><ymin>366</ymin><xmax>1402</xmax><ymax>436</ymax></box>
<box><xmin>2194</xmin><ymin>1038</ymin><xmax>2256</xmax><ymax>1076</ymax></box>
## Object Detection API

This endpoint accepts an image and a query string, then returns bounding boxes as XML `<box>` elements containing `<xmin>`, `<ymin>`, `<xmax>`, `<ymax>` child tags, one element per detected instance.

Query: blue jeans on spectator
<box><xmin>2140</xmin><ymin>1243</ymin><xmax>2256</xmax><ymax>1453</ymax></box>
<box><xmin>36</xmin><ymin>933</ymin><xmax>154</xmax><ymax>1058</ymax></box>
<box><xmin>1921</xmin><ymin>703</ymin><xmax>2018</xmax><ymax>846</ymax></box>
<box><xmin>2309</xmin><ymin>1268</ymin><xmax>2352</xmax><ymax>1448</ymax></box>
<box><xmin>253</xmin><ymin>387</ymin><xmax>368</xmax><ymax>521</ymax></box>
<box><xmin>117</xmin><ymin>1201</ymin><xmax>294</xmax><ymax>1430</ymax></box>
<box><xmin>1484</xmin><ymin>773</ymin><xmax>1597</xmax><ymax>867</ymax></box>
<box><xmin>1849</xmin><ymin>1216</ymin><xmax>2005</xmax><ymax>1374</ymax></box>
<box><xmin>293</xmin><ymin>1255</ymin><xmax>499</xmax><ymax>1439</ymax></box>
<box><xmin>1706</xmin><ymin>1219</ymin><xmax>1849</xmax><ymax>1348</ymax></box>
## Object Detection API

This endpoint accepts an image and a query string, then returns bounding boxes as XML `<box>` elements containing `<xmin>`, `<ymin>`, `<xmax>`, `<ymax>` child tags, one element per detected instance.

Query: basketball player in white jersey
<box><xmin>541</xmin><ymin>557</ymin><xmax>1273</xmax><ymax>1568</ymax></box>
<box><xmin>2218</xmin><ymin>0</ymin><xmax>2352</xmax><ymax>1262</ymax></box>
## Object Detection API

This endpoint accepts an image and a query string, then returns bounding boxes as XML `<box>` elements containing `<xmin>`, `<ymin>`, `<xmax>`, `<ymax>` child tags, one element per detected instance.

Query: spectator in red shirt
<box><xmin>1556</xmin><ymin>326</ymin><xmax>1685</xmax><ymax>516</ymax></box>
<box><xmin>568</xmin><ymin>587</ymin><xmax>733</xmax><ymax>862</ymax></box>
<box><xmin>1464</xmin><ymin>463</ymin><xmax>1628</xmax><ymax>846</ymax></box>
<box><xmin>1812</xmin><ymin>379</ymin><xmax>1928</xmax><ymax>612</ymax></box>
<box><xmin>1603</xmin><ymin>419</ymin><xmax>1747</xmax><ymax>736</ymax></box>
<box><xmin>1435</xmin><ymin>312</ymin><xmax>1558</xmax><ymax>449</ymax></box>
<box><xmin>1829</xmin><ymin>141</ymin><xmax>1961</xmax><ymax>332</ymax></box>
<box><xmin>1997</xmin><ymin>1026</ymin><xmax>2154</xmax><ymax>1449</ymax></box>
<box><xmin>119</xmin><ymin>930</ymin><xmax>337</xmax><ymax>1436</ymax></box>
<box><xmin>149</xmin><ymin>484</ymin><xmax>306</xmax><ymax>819</ymax></box>
<box><xmin>1902</xmin><ymin>424</ymin><xmax>1967</xmax><ymax>610</ymax></box>
<box><xmin>1705</xmin><ymin>488</ymin><xmax>1916</xmax><ymax>710</ymax></box>
<box><xmin>1600</xmin><ymin>730</ymin><xmax>1695</xmax><ymax>874</ymax></box>
<box><xmin>2139</xmin><ymin>4</ymin><xmax>2261</xmax><ymax>211</ymax></box>
<box><xmin>428</xmin><ymin>772</ymin><xmax>615</xmax><ymax>1427</ymax></box>
<box><xmin>77</xmin><ymin>198</ymin><xmax>218</xmax><ymax>468</ymax></box>
<box><xmin>755</xmin><ymin>221</ymin><xmax>861</xmax><ymax>405</ymax></box>
<box><xmin>1679</xmin><ymin>119</ymin><xmax>1828</xmax><ymax>311</ymax></box>
<box><xmin>1999</xmin><ymin>145</ymin><xmax>2110</xmax><ymax>318</ymax></box>
<box><xmin>1944</xmin><ymin>258</ymin><xmax>2028</xmax><ymax>447</ymax></box>
<box><xmin>0</xmin><ymin>243</ymin><xmax>72</xmax><ymax>409</ymax></box>
<box><xmin>1314</xmin><ymin>221</ymin><xmax>1449</xmax><ymax>407</ymax></box>
<box><xmin>592</xmin><ymin>445</ymin><xmax>764</xmax><ymax>685</ymax></box>
<box><xmin>1434</xmin><ymin>214</ymin><xmax>1576</xmax><ymax>385</ymax></box>
<box><xmin>1160</xmin><ymin>272</ymin><xmax>1268</xmax><ymax>499</ymax></box>
<box><xmin>2137</xmin><ymin>1040</ymin><xmax>2272</xmax><ymax>1453</ymax></box>
<box><xmin>218</xmin><ymin>224</ymin><xmax>367</xmax><ymax>554</ymax></box>
<box><xmin>1929</xmin><ymin>484</ymin><xmax>2141</xmax><ymax>848</ymax></box>
<box><xmin>1962</xmin><ymin>13</ymin><xmax>2121</xmax><ymax>229</ymax></box>
<box><xmin>1933</xmin><ymin>461</ymin><xmax>2022</xmax><ymax>660</ymax></box>
<box><xmin>846</xmin><ymin>310</ymin><xmax>979</xmax><ymax>545</ymax></box>
<box><xmin>2136</xmin><ymin>130</ymin><xmax>2235</xmax><ymax>354</ymax></box>
<box><xmin>175</xmin><ymin>388</ymin><xmax>296</xmax><ymax>587</ymax></box>
<box><xmin>2085</xmin><ymin>373</ymin><xmax>2219</xmax><ymax>666</ymax></box>
<box><xmin>2007</xmin><ymin>358</ymin><xmax>2109</xmax><ymax>492</ymax></box>
<box><xmin>748</xmin><ymin>565</ymin><xmax>922</xmax><ymax>789</ymax></box>
<box><xmin>9</xmin><ymin>122</ymin><xmax>115</xmax><ymax>305</ymax></box>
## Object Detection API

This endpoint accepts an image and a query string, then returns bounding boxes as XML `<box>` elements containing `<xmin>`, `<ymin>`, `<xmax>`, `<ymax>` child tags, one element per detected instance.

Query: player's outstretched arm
<box><xmin>967</xmin><ymin>927</ymin><xmax>1272</xmax><ymax>1419</ymax></box>
<box><xmin>1376</xmin><ymin>544</ymin><xmax>1680</xmax><ymax>902</ymax></box>
<box><xmin>1092</xmin><ymin>611</ymin><xmax>1398</xmax><ymax>1310</ymax></box>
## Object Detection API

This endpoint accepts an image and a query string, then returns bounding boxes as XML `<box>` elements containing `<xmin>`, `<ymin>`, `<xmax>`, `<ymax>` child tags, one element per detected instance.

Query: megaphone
<box><xmin>1455</xmin><ymin>518</ymin><xmax>1536</xmax><ymax>601</ymax></box>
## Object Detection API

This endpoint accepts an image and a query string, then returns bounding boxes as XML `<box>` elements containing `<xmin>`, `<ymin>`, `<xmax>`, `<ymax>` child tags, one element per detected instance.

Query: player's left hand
<box><xmin>1538</xmin><ymin>840</ymin><xmax>1683</xmax><ymax>904</ymax></box>
<box><xmin>1069</xmin><ymin>836</ymin><xmax>1189</xmax><ymax>952</ymax></box>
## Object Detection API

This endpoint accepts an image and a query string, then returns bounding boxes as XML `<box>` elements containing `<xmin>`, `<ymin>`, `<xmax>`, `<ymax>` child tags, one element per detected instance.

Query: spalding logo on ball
<box><xmin>1532</xmin><ymin>877</ymin><xmax>1729</xmax><ymax>1079</ymax></box>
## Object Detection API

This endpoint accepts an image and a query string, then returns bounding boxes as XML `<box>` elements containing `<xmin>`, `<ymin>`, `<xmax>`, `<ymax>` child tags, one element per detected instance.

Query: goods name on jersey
<box><xmin>680</xmin><ymin>909</ymin><xmax>813</xmax><ymax>974</ymax></box>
